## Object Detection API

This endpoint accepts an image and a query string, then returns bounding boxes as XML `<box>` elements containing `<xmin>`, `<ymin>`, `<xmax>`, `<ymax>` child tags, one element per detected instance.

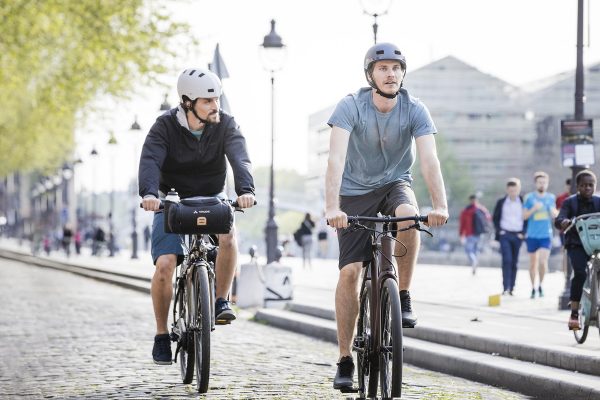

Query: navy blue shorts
<box><xmin>151</xmin><ymin>211</ymin><xmax>185</xmax><ymax>266</ymax></box>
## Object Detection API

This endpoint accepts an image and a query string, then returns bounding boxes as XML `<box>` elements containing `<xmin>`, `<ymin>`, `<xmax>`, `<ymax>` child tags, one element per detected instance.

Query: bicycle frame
<box><xmin>365</xmin><ymin>222</ymin><xmax>397</xmax><ymax>368</ymax></box>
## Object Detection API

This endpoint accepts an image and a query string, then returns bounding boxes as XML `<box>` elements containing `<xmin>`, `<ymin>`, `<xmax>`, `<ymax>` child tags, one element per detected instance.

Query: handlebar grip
<box><xmin>231</xmin><ymin>200</ymin><xmax>258</xmax><ymax>208</ymax></box>
<box><xmin>139</xmin><ymin>201</ymin><xmax>164</xmax><ymax>210</ymax></box>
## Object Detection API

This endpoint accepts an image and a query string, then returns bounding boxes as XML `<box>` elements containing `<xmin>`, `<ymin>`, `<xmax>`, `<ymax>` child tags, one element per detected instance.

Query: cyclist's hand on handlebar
<box><xmin>326</xmin><ymin>209</ymin><xmax>348</xmax><ymax>229</ymax></box>
<box><xmin>426</xmin><ymin>208</ymin><xmax>449</xmax><ymax>227</ymax></box>
<box><xmin>236</xmin><ymin>193</ymin><xmax>255</xmax><ymax>209</ymax></box>
<box><xmin>141</xmin><ymin>196</ymin><xmax>161</xmax><ymax>211</ymax></box>
<box><xmin>560</xmin><ymin>219</ymin><xmax>571</xmax><ymax>230</ymax></box>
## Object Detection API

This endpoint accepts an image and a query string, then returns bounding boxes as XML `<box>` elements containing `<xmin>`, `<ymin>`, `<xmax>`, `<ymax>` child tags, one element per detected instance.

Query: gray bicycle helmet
<box><xmin>177</xmin><ymin>68</ymin><xmax>222</xmax><ymax>101</ymax></box>
<box><xmin>364</xmin><ymin>43</ymin><xmax>406</xmax><ymax>98</ymax></box>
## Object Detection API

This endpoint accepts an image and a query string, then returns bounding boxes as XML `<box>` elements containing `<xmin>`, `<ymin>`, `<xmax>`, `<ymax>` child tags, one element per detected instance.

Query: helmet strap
<box><xmin>375</xmin><ymin>88</ymin><xmax>399</xmax><ymax>99</ymax></box>
<box><xmin>184</xmin><ymin>98</ymin><xmax>211</xmax><ymax>125</ymax></box>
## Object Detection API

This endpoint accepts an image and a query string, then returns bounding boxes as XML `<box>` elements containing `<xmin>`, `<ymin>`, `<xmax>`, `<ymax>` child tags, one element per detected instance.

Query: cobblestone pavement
<box><xmin>0</xmin><ymin>259</ymin><xmax>529</xmax><ymax>399</ymax></box>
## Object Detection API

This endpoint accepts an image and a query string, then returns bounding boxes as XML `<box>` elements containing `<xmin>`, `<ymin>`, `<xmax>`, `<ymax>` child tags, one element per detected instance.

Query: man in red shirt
<box><xmin>459</xmin><ymin>194</ymin><xmax>491</xmax><ymax>274</ymax></box>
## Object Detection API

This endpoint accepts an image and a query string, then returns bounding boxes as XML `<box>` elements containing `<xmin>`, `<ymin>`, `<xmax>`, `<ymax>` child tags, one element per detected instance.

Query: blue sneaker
<box><xmin>215</xmin><ymin>298</ymin><xmax>236</xmax><ymax>325</ymax></box>
<box><xmin>152</xmin><ymin>334</ymin><xmax>172</xmax><ymax>365</ymax></box>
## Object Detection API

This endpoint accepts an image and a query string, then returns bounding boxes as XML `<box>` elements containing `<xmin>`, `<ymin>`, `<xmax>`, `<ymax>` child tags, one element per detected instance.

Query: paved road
<box><xmin>0</xmin><ymin>259</ymin><xmax>529</xmax><ymax>399</ymax></box>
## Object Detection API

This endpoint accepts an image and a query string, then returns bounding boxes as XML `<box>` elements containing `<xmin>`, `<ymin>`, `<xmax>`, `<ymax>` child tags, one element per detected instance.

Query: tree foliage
<box><xmin>0</xmin><ymin>0</ymin><xmax>188</xmax><ymax>175</ymax></box>
<box><xmin>411</xmin><ymin>133</ymin><xmax>474</xmax><ymax>216</ymax></box>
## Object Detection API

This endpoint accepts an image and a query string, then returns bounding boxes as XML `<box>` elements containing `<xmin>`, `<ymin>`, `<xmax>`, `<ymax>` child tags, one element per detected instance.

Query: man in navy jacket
<box><xmin>555</xmin><ymin>170</ymin><xmax>600</xmax><ymax>330</ymax></box>
<box><xmin>493</xmin><ymin>178</ymin><xmax>526</xmax><ymax>295</ymax></box>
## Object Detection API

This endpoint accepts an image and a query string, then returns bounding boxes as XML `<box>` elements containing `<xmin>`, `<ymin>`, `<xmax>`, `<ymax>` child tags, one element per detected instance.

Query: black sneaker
<box><xmin>152</xmin><ymin>333</ymin><xmax>172</xmax><ymax>365</ymax></box>
<box><xmin>538</xmin><ymin>286</ymin><xmax>544</xmax><ymax>297</ymax></box>
<box><xmin>400</xmin><ymin>290</ymin><xmax>417</xmax><ymax>328</ymax></box>
<box><xmin>215</xmin><ymin>297</ymin><xmax>236</xmax><ymax>325</ymax></box>
<box><xmin>333</xmin><ymin>356</ymin><xmax>354</xmax><ymax>390</ymax></box>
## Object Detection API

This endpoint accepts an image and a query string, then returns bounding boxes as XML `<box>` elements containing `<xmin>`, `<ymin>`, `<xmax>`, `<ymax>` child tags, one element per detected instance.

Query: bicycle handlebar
<box><xmin>347</xmin><ymin>215</ymin><xmax>428</xmax><ymax>224</ymax></box>
<box><xmin>139</xmin><ymin>198</ymin><xmax>257</xmax><ymax>210</ymax></box>
<box><xmin>563</xmin><ymin>211</ymin><xmax>600</xmax><ymax>234</ymax></box>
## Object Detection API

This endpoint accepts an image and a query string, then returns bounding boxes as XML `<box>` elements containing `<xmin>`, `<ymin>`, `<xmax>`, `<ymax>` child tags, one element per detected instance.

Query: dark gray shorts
<box><xmin>337</xmin><ymin>181</ymin><xmax>418</xmax><ymax>269</ymax></box>
<box><xmin>151</xmin><ymin>211</ymin><xmax>185</xmax><ymax>266</ymax></box>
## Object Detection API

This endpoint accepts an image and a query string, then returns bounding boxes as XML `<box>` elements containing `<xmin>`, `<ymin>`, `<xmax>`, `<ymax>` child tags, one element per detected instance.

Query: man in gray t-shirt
<box><xmin>326</xmin><ymin>42</ymin><xmax>449</xmax><ymax>391</ymax></box>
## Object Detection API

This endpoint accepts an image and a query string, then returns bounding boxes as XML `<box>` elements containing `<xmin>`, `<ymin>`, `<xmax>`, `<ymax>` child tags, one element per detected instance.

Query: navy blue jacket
<box><xmin>492</xmin><ymin>195</ymin><xmax>526</xmax><ymax>241</ymax></box>
<box><xmin>554</xmin><ymin>194</ymin><xmax>600</xmax><ymax>248</ymax></box>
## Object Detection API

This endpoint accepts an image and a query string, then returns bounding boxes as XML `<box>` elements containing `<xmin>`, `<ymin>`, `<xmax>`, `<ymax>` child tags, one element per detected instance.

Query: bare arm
<box><xmin>415</xmin><ymin>135</ymin><xmax>449</xmax><ymax>227</ymax></box>
<box><xmin>522</xmin><ymin>201</ymin><xmax>541</xmax><ymax>220</ymax></box>
<box><xmin>325</xmin><ymin>126</ymin><xmax>350</xmax><ymax>228</ymax></box>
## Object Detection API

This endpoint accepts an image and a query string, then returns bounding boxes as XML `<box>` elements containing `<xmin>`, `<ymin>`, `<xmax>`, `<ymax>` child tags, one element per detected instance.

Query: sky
<box><xmin>75</xmin><ymin>0</ymin><xmax>600</xmax><ymax>193</ymax></box>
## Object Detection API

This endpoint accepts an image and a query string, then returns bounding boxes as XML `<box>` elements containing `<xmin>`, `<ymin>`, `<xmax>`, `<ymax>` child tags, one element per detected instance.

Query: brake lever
<box><xmin>415</xmin><ymin>225</ymin><xmax>433</xmax><ymax>237</ymax></box>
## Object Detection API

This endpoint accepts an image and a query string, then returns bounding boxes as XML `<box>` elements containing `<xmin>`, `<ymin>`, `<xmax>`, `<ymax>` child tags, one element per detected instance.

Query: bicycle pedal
<box><xmin>339</xmin><ymin>387</ymin><xmax>359</xmax><ymax>394</ymax></box>
<box><xmin>215</xmin><ymin>319</ymin><xmax>232</xmax><ymax>325</ymax></box>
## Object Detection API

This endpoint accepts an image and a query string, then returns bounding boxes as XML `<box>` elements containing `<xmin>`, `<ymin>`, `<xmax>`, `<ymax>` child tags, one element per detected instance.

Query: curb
<box><xmin>0</xmin><ymin>249</ymin><xmax>151</xmax><ymax>294</ymax></box>
<box><xmin>285</xmin><ymin>302</ymin><xmax>600</xmax><ymax>377</ymax></box>
<box><xmin>255</xmin><ymin>308</ymin><xmax>600</xmax><ymax>400</ymax></box>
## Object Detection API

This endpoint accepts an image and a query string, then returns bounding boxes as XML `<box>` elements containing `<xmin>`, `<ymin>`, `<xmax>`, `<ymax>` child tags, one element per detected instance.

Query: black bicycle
<box><xmin>345</xmin><ymin>214</ymin><xmax>431</xmax><ymax>399</ymax></box>
<box><xmin>144</xmin><ymin>194</ymin><xmax>250</xmax><ymax>393</ymax></box>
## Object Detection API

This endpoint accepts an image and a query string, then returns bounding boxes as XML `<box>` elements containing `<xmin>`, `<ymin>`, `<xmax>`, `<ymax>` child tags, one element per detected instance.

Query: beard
<box><xmin>207</xmin><ymin>111</ymin><xmax>220</xmax><ymax>123</ymax></box>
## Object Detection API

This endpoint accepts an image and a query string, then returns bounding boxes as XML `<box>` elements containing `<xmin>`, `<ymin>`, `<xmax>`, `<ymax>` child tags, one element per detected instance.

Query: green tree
<box><xmin>411</xmin><ymin>134</ymin><xmax>474</xmax><ymax>216</ymax></box>
<box><xmin>0</xmin><ymin>0</ymin><xmax>189</xmax><ymax>175</ymax></box>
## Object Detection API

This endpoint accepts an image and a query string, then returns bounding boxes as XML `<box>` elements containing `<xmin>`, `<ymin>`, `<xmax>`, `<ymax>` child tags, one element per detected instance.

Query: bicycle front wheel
<box><xmin>193</xmin><ymin>265</ymin><xmax>212</xmax><ymax>393</ymax></box>
<box><xmin>575</xmin><ymin>268</ymin><xmax>594</xmax><ymax>344</ymax></box>
<box><xmin>379</xmin><ymin>278</ymin><xmax>403</xmax><ymax>398</ymax></box>
<box><xmin>178</xmin><ymin>274</ymin><xmax>195</xmax><ymax>383</ymax></box>
<box><xmin>356</xmin><ymin>280</ymin><xmax>378</xmax><ymax>398</ymax></box>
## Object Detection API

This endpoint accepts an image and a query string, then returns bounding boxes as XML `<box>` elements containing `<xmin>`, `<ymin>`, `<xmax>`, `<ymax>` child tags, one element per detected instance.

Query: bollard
<box><xmin>488</xmin><ymin>293</ymin><xmax>501</xmax><ymax>307</ymax></box>
<box><xmin>263</xmin><ymin>261</ymin><xmax>293</xmax><ymax>309</ymax></box>
<box><xmin>236</xmin><ymin>248</ymin><xmax>265</xmax><ymax>308</ymax></box>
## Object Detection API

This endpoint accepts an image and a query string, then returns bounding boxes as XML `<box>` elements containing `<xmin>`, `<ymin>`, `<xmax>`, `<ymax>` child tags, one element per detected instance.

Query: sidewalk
<box><xmin>286</xmin><ymin>255</ymin><xmax>600</xmax><ymax>356</ymax></box>
<box><xmin>2</xmin><ymin>238</ymin><xmax>600</xmax><ymax>399</ymax></box>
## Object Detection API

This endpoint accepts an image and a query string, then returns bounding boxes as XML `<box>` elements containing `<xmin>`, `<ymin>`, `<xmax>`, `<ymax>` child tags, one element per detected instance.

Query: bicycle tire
<box><xmin>194</xmin><ymin>265</ymin><xmax>212</xmax><ymax>393</ymax></box>
<box><xmin>592</xmin><ymin>267</ymin><xmax>600</xmax><ymax>340</ymax></box>
<box><xmin>379</xmin><ymin>278</ymin><xmax>403</xmax><ymax>398</ymax></box>
<box><xmin>178</xmin><ymin>272</ymin><xmax>195</xmax><ymax>383</ymax></box>
<box><xmin>356</xmin><ymin>280</ymin><xmax>378</xmax><ymax>398</ymax></box>
<box><xmin>575</xmin><ymin>260</ymin><xmax>597</xmax><ymax>343</ymax></box>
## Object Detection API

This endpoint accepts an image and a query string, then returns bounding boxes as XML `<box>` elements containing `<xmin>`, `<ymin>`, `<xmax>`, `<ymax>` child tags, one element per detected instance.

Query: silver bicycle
<box><xmin>565</xmin><ymin>212</ymin><xmax>600</xmax><ymax>344</ymax></box>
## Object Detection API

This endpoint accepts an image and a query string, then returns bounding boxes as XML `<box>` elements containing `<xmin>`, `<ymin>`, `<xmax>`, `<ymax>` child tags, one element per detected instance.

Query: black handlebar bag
<box><xmin>164</xmin><ymin>197</ymin><xmax>233</xmax><ymax>234</ymax></box>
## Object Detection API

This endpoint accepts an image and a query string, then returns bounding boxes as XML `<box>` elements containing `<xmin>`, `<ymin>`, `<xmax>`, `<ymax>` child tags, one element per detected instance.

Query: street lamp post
<box><xmin>260</xmin><ymin>19</ymin><xmax>286</xmax><ymax>264</ymax></box>
<box><xmin>107</xmin><ymin>132</ymin><xmax>117</xmax><ymax>257</ymax></box>
<box><xmin>360</xmin><ymin>0</ymin><xmax>393</xmax><ymax>44</ymax></box>
<box><xmin>90</xmin><ymin>147</ymin><xmax>99</xmax><ymax>255</ymax></box>
<box><xmin>130</xmin><ymin>116</ymin><xmax>142</xmax><ymax>259</ymax></box>
<box><xmin>559</xmin><ymin>0</ymin><xmax>587</xmax><ymax>310</ymax></box>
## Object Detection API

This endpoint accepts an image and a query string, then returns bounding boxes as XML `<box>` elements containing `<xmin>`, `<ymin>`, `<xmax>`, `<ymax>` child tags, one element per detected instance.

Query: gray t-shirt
<box><xmin>328</xmin><ymin>87</ymin><xmax>437</xmax><ymax>196</ymax></box>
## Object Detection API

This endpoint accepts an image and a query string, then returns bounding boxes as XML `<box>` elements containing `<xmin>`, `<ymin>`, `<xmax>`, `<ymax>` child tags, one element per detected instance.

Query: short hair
<box><xmin>533</xmin><ymin>171</ymin><xmax>549</xmax><ymax>181</ymax></box>
<box><xmin>506</xmin><ymin>177</ymin><xmax>520</xmax><ymax>187</ymax></box>
<box><xmin>468</xmin><ymin>194</ymin><xmax>477</xmax><ymax>200</ymax></box>
<box><xmin>575</xmin><ymin>170</ymin><xmax>597</xmax><ymax>185</ymax></box>
<box><xmin>565</xmin><ymin>178</ymin><xmax>572</xmax><ymax>185</ymax></box>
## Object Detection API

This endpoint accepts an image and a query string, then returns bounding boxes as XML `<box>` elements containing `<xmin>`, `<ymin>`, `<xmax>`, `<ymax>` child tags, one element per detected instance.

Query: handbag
<box><xmin>164</xmin><ymin>197</ymin><xmax>233</xmax><ymax>234</ymax></box>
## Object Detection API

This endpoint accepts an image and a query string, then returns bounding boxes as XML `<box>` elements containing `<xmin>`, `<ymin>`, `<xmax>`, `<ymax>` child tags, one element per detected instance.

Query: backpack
<box><xmin>473</xmin><ymin>208</ymin><xmax>489</xmax><ymax>235</ymax></box>
<box><xmin>293</xmin><ymin>229</ymin><xmax>303</xmax><ymax>247</ymax></box>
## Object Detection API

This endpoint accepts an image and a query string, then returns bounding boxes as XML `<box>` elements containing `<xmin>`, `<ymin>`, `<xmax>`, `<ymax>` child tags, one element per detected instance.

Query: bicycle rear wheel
<box><xmin>193</xmin><ymin>265</ymin><xmax>212</xmax><ymax>393</ymax></box>
<box><xmin>177</xmin><ymin>272</ymin><xmax>195</xmax><ymax>383</ymax></box>
<box><xmin>356</xmin><ymin>280</ymin><xmax>378</xmax><ymax>398</ymax></box>
<box><xmin>379</xmin><ymin>278</ymin><xmax>403</xmax><ymax>398</ymax></box>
